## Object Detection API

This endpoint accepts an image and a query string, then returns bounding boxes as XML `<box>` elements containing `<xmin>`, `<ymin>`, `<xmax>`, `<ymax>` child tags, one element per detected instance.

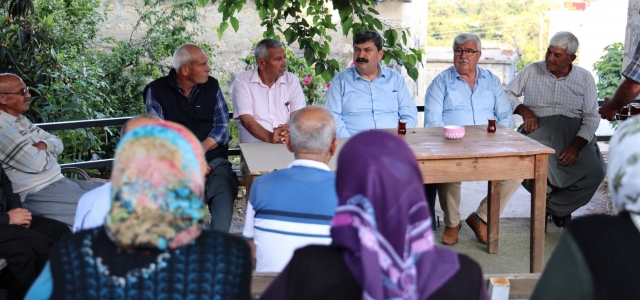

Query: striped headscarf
<box><xmin>106</xmin><ymin>121</ymin><xmax>208</xmax><ymax>250</ymax></box>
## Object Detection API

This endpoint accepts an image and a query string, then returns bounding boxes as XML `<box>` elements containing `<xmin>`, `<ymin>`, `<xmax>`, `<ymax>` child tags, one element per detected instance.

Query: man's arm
<box><xmin>559</xmin><ymin>76</ymin><xmax>600</xmax><ymax>167</ymax></box>
<box><xmin>34</xmin><ymin>126</ymin><xmax>63</xmax><ymax>156</ymax></box>
<box><xmin>144</xmin><ymin>87</ymin><xmax>165</xmax><ymax>119</ymax></box>
<box><xmin>0</xmin><ymin>166</ymin><xmax>30</xmax><ymax>226</ymax></box>
<box><xmin>324</xmin><ymin>77</ymin><xmax>351</xmax><ymax>138</ymax></box>
<box><xmin>396</xmin><ymin>75</ymin><xmax>418</xmax><ymax>128</ymax></box>
<box><xmin>492</xmin><ymin>77</ymin><xmax>515</xmax><ymax>128</ymax></box>
<box><xmin>242</xmin><ymin>198</ymin><xmax>257</xmax><ymax>260</ymax></box>
<box><xmin>600</xmin><ymin>78</ymin><xmax>640</xmax><ymax>120</ymax></box>
<box><xmin>602</xmin><ymin>45</ymin><xmax>640</xmax><ymax>120</ymax></box>
<box><xmin>423</xmin><ymin>77</ymin><xmax>446</xmax><ymax>128</ymax></box>
<box><xmin>0</xmin><ymin>123</ymin><xmax>60</xmax><ymax>174</ymax></box>
<box><xmin>232</xmin><ymin>77</ymin><xmax>286</xmax><ymax>143</ymax></box>
<box><xmin>505</xmin><ymin>66</ymin><xmax>539</xmax><ymax>132</ymax></box>
<box><xmin>203</xmin><ymin>88</ymin><xmax>231</xmax><ymax>151</ymax></box>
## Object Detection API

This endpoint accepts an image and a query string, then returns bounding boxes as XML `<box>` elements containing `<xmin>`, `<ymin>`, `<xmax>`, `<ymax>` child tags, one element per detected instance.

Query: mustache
<box><xmin>545</xmin><ymin>60</ymin><xmax>557</xmax><ymax>65</ymax></box>
<box><xmin>457</xmin><ymin>59</ymin><xmax>470</xmax><ymax>64</ymax></box>
<box><xmin>356</xmin><ymin>58</ymin><xmax>369</xmax><ymax>63</ymax></box>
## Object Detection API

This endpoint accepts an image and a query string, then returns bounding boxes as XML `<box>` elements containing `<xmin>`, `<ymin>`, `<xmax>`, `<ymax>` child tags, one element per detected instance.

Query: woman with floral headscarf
<box><xmin>260</xmin><ymin>131</ymin><xmax>488</xmax><ymax>300</ymax></box>
<box><xmin>530</xmin><ymin>116</ymin><xmax>640</xmax><ymax>299</ymax></box>
<box><xmin>25</xmin><ymin>122</ymin><xmax>252</xmax><ymax>300</ymax></box>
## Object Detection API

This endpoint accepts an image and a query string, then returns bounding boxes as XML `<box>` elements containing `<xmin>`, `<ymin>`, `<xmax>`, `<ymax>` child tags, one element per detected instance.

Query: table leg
<box><xmin>487</xmin><ymin>180</ymin><xmax>500</xmax><ymax>253</ymax></box>
<box><xmin>241</xmin><ymin>155</ymin><xmax>253</xmax><ymax>200</ymax></box>
<box><xmin>530</xmin><ymin>154</ymin><xmax>549</xmax><ymax>273</ymax></box>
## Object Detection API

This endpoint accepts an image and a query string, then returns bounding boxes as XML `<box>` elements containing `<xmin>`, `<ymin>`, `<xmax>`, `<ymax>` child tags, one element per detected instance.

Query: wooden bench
<box><xmin>250</xmin><ymin>272</ymin><xmax>541</xmax><ymax>299</ymax></box>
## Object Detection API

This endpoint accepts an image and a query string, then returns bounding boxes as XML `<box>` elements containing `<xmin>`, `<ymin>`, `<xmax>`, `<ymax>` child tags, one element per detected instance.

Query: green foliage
<box><xmin>428</xmin><ymin>0</ymin><xmax>557</xmax><ymax>69</ymax></box>
<box><xmin>1</xmin><ymin>0</ymin><xmax>222</xmax><ymax>173</ymax></box>
<box><xmin>240</xmin><ymin>41</ymin><xmax>327</xmax><ymax>105</ymax></box>
<box><xmin>206</xmin><ymin>0</ymin><xmax>424</xmax><ymax>81</ymax></box>
<box><xmin>593</xmin><ymin>42</ymin><xmax>624</xmax><ymax>99</ymax></box>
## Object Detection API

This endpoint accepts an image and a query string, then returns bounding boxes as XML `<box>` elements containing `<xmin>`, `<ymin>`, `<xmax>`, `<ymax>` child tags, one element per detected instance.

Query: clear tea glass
<box><xmin>487</xmin><ymin>118</ymin><xmax>496</xmax><ymax>133</ymax></box>
<box><xmin>398</xmin><ymin>120</ymin><xmax>407</xmax><ymax>135</ymax></box>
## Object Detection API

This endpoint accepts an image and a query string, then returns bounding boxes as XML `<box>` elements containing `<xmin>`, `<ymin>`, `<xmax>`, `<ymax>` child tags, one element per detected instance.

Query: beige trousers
<box><xmin>438</xmin><ymin>179</ymin><xmax>523</xmax><ymax>228</ymax></box>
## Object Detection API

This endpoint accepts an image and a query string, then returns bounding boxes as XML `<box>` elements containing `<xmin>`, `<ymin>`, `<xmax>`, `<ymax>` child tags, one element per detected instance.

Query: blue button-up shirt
<box><xmin>424</xmin><ymin>66</ymin><xmax>514</xmax><ymax>128</ymax></box>
<box><xmin>325</xmin><ymin>65</ymin><xmax>417</xmax><ymax>137</ymax></box>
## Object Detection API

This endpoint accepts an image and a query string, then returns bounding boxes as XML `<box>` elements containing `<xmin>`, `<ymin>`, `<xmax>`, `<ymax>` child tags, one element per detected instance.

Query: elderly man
<box><xmin>144</xmin><ymin>44</ymin><xmax>238</xmax><ymax>232</ymax></box>
<box><xmin>424</xmin><ymin>33</ymin><xmax>520</xmax><ymax>245</ymax></box>
<box><xmin>600</xmin><ymin>43</ymin><xmax>640</xmax><ymax>120</ymax></box>
<box><xmin>232</xmin><ymin>38</ymin><xmax>306</xmax><ymax>143</ymax></box>
<box><xmin>325</xmin><ymin>30</ymin><xmax>417</xmax><ymax>137</ymax></box>
<box><xmin>506</xmin><ymin>31</ymin><xmax>606</xmax><ymax>226</ymax></box>
<box><xmin>0</xmin><ymin>163</ymin><xmax>69</xmax><ymax>299</ymax></box>
<box><xmin>0</xmin><ymin>73</ymin><xmax>103</xmax><ymax>227</ymax></box>
<box><xmin>242</xmin><ymin>106</ymin><xmax>338</xmax><ymax>272</ymax></box>
<box><xmin>72</xmin><ymin>114</ymin><xmax>162</xmax><ymax>232</ymax></box>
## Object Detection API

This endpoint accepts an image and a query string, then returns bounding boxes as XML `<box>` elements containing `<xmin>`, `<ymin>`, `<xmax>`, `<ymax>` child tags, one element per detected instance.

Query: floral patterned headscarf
<box><xmin>608</xmin><ymin>116</ymin><xmax>640</xmax><ymax>215</ymax></box>
<box><xmin>106</xmin><ymin>121</ymin><xmax>208</xmax><ymax>250</ymax></box>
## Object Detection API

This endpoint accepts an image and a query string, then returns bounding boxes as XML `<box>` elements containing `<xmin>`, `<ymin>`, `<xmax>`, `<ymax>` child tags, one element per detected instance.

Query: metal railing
<box><xmin>35</xmin><ymin>103</ymin><xmax>626</xmax><ymax>169</ymax></box>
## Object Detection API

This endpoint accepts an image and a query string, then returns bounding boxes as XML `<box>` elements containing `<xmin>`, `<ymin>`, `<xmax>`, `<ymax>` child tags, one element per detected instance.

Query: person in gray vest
<box><xmin>143</xmin><ymin>44</ymin><xmax>238</xmax><ymax>232</ymax></box>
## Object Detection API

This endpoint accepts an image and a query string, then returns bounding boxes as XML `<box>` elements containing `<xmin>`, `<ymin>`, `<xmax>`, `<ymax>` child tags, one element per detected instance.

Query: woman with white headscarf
<box><xmin>530</xmin><ymin>116</ymin><xmax>640</xmax><ymax>299</ymax></box>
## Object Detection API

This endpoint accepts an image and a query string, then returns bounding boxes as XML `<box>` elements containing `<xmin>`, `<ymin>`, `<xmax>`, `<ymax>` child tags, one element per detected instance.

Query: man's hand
<box><xmin>32</xmin><ymin>141</ymin><xmax>47</xmax><ymax>150</ymax></box>
<box><xmin>599</xmin><ymin>98</ymin><xmax>618</xmax><ymax>121</ymax></box>
<box><xmin>202</xmin><ymin>137</ymin><xmax>218</xmax><ymax>152</ymax></box>
<box><xmin>205</xmin><ymin>165</ymin><xmax>212</xmax><ymax>176</ymax></box>
<box><xmin>269</xmin><ymin>124</ymin><xmax>289</xmax><ymax>144</ymax></box>
<box><xmin>8</xmin><ymin>208</ymin><xmax>32</xmax><ymax>228</ymax></box>
<box><xmin>516</xmin><ymin>105</ymin><xmax>539</xmax><ymax>133</ymax></box>
<box><xmin>558</xmin><ymin>137</ymin><xmax>588</xmax><ymax>167</ymax></box>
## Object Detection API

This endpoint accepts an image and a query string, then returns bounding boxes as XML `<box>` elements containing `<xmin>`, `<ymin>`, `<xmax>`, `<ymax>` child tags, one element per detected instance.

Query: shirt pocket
<box><xmin>381</xmin><ymin>92</ymin><xmax>400</xmax><ymax>113</ymax></box>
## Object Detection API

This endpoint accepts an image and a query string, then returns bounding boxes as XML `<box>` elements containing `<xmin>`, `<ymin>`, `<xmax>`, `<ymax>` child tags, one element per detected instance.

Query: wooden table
<box><xmin>240</xmin><ymin>125</ymin><xmax>554</xmax><ymax>272</ymax></box>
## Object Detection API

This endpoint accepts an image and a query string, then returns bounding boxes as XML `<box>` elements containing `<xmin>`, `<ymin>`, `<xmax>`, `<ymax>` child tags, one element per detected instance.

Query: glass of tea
<box><xmin>487</xmin><ymin>118</ymin><xmax>496</xmax><ymax>133</ymax></box>
<box><xmin>397</xmin><ymin>119</ymin><xmax>407</xmax><ymax>135</ymax></box>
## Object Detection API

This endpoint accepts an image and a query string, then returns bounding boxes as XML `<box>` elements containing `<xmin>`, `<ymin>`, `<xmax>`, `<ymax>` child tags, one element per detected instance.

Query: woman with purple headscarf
<box><xmin>260</xmin><ymin>131</ymin><xmax>488</xmax><ymax>300</ymax></box>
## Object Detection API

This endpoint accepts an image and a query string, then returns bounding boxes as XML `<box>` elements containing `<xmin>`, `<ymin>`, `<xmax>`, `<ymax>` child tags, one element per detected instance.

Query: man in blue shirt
<box><xmin>325</xmin><ymin>30</ymin><xmax>417</xmax><ymax>137</ymax></box>
<box><xmin>424</xmin><ymin>33</ymin><xmax>520</xmax><ymax>246</ymax></box>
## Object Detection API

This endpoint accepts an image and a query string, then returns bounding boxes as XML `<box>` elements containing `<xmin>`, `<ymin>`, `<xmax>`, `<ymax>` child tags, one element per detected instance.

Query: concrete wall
<box><xmin>625</xmin><ymin>0</ymin><xmax>640</xmax><ymax>68</ymax></box>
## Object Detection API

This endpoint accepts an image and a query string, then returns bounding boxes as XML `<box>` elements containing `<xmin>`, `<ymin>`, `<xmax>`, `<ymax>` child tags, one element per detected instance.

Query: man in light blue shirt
<box><xmin>325</xmin><ymin>30</ymin><xmax>417</xmax><ymax>137</ymax></box>
<box><xmin>424</xmin><ymin>33</ymin><xmax>521</xmax><ymax>246</ymax></box>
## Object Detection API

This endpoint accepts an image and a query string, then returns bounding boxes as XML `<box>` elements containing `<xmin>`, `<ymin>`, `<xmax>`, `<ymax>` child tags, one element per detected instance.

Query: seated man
<box><xmin>505</xmin><ymin>31</ymin><xmax>606</xmax><ymax>226</ymax></box>
<box><xmin>144</xmin><ymin>44</ymin><xmax>238</xmax><ymax>232</ymax></box>
<box><xmin>242</xmin><ymin>106</ymin><xmax>339</xmax><ymax>272</ymax></box>
<box><xmin>325</xmin><ymin>30</ymin><xmax>417</xmax><ymax>137</ymax></box>
<box><xmin>232</xmin><ymin>38</ymin><xmax>306</xmax><ymax>143</ymax></box>
<box><xmin>72</xmin><ymin>114</ymin><xmax>161</xmax><ymax>232</ymax></box>
<box><xmin>0</xmin><ymin>73</ymin><xmax>103</xmax><ymax>227</ymax></box>
<box><xmin>0</xmin><ymin>163</ymin><xmax>70</xmax><ymax>299</ymax></box>
<box><xmin>424</xmin><ymin>33</ymin><xmax>520</xmax><ymax>245</ymax></box>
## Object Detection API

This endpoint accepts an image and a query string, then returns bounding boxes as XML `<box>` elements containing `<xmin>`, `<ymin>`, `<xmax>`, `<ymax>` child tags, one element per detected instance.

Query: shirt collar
<box><xmin>251</xmin><ymin>68</ymin><xmax>287</xmax><ymax>87</ymax></box>
<box><xmin>544</xmin><ymin>63</ymin><xmax>574</xmax><ymax>80</ymax></box>
<box><xmin>352</xmin><ymin>64</ymin><xmax>386</xmax><ymax>81</ymax></box>
<box><xmin>287</xmin><ymin>159</ymin><xmax>331</xmax><ymax>171</ymax></box>
<box><xmin>171</xmin><ymin>71</ymin><xmax>199</xmax><ymax>97</ymax></box>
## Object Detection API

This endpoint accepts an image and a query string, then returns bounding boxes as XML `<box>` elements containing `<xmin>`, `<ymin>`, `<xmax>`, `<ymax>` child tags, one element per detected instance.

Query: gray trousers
<box><xmin>23</xmin><ymin>178</ymin><xmax>104</xmax><ymax>228</ymax></box>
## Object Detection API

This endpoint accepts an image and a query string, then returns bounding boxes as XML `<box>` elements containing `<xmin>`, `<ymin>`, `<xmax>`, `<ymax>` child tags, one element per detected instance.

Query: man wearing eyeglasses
<box><xmin>424</xmin><ymin>33</ymin><xmax>519</xmax><ymax>246</ymax></box>
<box><xmin>325</xmin><ymin>30</ymin><xmax>417</xmax><ymax>137</ymax></box>
<box><xmin>0</xmin><ymin>73</ymin><xmax>103</xmax><ymax>228</ymax></box>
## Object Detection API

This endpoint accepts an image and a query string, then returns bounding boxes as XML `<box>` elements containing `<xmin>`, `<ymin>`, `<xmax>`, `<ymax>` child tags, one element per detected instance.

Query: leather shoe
<box><xmin>551</xmin><ymin>213</ymin><xmax>571</xmax><ymax>227</ymax></box>
<box><xmin>442</xmin><ymin>222</ymin><xmax>462</xmax><ymax>245</ymax></box>
<box><xmin>465</xmin><ymin>213</ymin><xmax>488</xmax><ymax>245</ymax></box>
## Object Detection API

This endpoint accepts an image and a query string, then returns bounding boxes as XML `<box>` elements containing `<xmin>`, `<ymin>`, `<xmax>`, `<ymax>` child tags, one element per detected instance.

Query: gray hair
<box><xmin>549</xmin><ymin>31</ymin><xmax>579</xmax><ymax>55</ymax></box>
<box><xmin>452</xmin><ymin>33</ymin><xmax>482</xmax><ymax>50</ymax></box>
<box><xmin>173</xmin><ymin>44</ymin><xmax>201</xmax><ymax>70</ymax></box>
<box><xmin>254</xmin><ymin>39</ymin><xmax>284</xmax><ymax>63</ymax></box>
<box><xmin>289</xmin><ymin>106</ymin><xmax>336</xmax><ymax>156</ymax></box>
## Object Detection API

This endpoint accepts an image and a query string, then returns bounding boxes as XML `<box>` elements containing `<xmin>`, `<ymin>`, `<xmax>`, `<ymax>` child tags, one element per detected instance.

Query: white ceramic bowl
<box><xmin>443</xmin><ymin>125</ymin><xmax>465</xmax><ymax>140</ymax></box>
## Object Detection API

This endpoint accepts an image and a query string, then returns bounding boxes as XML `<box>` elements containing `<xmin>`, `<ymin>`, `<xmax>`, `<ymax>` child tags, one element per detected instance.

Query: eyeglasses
<box><xmin>0</xmin><ymin>88</ymin><xmax>29</xmax><ymax>97</ymax></box>
<box><xmin>454</xmin><ymin>49</ymin><xmax>481</xmax><ymax>56</ymax></box>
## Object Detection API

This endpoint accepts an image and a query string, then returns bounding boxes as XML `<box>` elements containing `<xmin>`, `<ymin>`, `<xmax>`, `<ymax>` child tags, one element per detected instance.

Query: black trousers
<box><xmin>205</xmin><ymin>157</ymin><xmax>239</xmax><ymax>232</ymax></box>
<box><xmin>424</xmin><ymin>184</ymin><xmax>438</xmax><ymax>230</ymax></box>
<box><xmin>0</xmin><ymin>215</ymin><xmax>70</xmax><ymax>298</ymax></box>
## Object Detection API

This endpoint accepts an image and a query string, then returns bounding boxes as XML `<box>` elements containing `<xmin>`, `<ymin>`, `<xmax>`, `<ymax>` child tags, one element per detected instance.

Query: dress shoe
<box><xmin>465</xmin><ymin>213</ymin><xmax>488</xmax><ymax>245</ymax></box>
<box><xmin>442</xmin><ymin>222</ymin><xmax>462</xmax><ymax>245</ymax></box>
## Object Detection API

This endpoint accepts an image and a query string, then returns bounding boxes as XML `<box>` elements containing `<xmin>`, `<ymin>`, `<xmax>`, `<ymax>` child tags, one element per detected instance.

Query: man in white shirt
<box><xmin>232</xmin><ymin>39</ymin><xmax>306</xmax><ymax>143</ymax></box>
<box><xmin>242</xmin><ymin>106</ymin><xmax>339</xmax><ymax>272</ymax></box>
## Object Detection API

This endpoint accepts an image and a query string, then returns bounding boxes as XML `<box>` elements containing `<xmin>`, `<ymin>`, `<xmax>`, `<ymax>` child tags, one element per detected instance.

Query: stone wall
<box><xmin>625</xmin><ymin>0</ymin><xmax>640</xmax><ymax>68</ymax></box>
<box><xmin>99</xmin><ymin>0</ymin><xmax>427</xmax><ymax>103</ymax></box>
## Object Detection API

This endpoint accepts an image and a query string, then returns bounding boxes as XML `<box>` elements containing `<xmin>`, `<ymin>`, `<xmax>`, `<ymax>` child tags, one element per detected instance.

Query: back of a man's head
<box><xmin>289</xmin><ymin>106</ymin><xmax>336</xmax><ymax>158</ymax></box>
